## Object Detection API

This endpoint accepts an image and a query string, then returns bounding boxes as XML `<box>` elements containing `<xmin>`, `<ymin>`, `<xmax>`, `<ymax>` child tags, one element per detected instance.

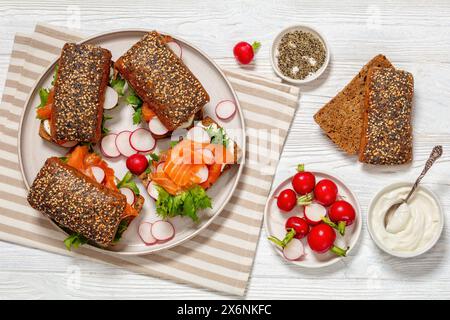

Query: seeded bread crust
<box><xmin>115</xmin><ymin>31</ymin><xmax>210</xmax><ymax>131</ymax></box>
<box><xmin>52</xmin><ymin>43</ymin><xmax>111</xmax><ymax>144</ymax></box>
<box><xmin>314</xmin><ymin>54</ymin><xmax>393</xmax><ymax>154</ymax></box>
<box><xmin>359</xmin><ymin>67</ymin><xmax>414</xmax><ymax>165</ymax></box>
<box><xmin>27</xmin><ymin>157</ymin><xmax>126</xmax><ymax>247</ymax></box>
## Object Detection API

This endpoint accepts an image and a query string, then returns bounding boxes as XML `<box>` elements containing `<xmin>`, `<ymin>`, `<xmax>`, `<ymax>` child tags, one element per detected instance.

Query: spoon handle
<box><xmin>405</xmin><ymin>145</ymin><xmax>443</xmax><ymax>202</ymax></box>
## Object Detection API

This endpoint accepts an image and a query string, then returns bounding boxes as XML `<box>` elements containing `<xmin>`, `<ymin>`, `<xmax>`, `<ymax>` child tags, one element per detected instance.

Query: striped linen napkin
<box><xmin>0</xmin><ymin>23</ymin><xmax>299</xmax><ymax>296</ymax></box>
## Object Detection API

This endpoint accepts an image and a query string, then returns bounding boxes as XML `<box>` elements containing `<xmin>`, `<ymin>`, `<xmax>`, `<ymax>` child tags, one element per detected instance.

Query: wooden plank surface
<box><xmin>0</xmin><ymin>0</ymin><xmax>449</xmax><ymax>299</ymax></box>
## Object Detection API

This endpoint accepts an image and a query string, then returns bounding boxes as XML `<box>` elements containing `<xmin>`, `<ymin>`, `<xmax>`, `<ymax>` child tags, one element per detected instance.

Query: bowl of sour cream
<box><xmin>368</xmin><ymin>182</ymin><xmax>444</xmax><ymax>258</ymax></box>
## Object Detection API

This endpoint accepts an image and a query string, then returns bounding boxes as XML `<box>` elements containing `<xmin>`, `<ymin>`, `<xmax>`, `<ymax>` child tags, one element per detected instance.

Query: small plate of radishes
<box><xmin>264</xmin><ymin>164</ymin><xmax>362</xmax><ymax>268</ymax></box>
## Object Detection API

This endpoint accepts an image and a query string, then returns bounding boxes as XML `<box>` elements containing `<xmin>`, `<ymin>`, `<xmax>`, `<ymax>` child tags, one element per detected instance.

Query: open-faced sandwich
<box><xmin>27</xmin><ymin>145</ymin><xmax>144</xmax><ymax>250</ymax></box>
<box><xmin>36</xmin><ymin>43</ymin><xmax>114</xmax><ymax>147</ymax></box>
<box><xmin>111</xmin><ymin>31</ymin><xmax>209</xmax><ymax>136</ymax></box>
<box><xmin>139</xmin><ymin>116</ymin><xmax>240</xmax><ymax>221</ymax></box>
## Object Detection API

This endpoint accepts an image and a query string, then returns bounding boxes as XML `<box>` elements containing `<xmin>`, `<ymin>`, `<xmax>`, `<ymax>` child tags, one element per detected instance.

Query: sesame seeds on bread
<box><xmin>314</xmin><ymin>54</ymin><xmax>393</xmax><ymax>154</ymax></box>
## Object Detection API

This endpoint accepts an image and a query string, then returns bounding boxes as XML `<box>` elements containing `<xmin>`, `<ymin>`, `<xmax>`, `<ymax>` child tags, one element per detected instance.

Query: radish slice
<box><xmin>61</xmin><ymin>141</ymin><xmax>78</xmax><ymax>148</ymax></box>
<box><xmin>151</xmin><ymin>220</ymin><xmax>175</xmax><ymax>242</ymax></box>
<box><xmin>197</xmin><ymin>148</ymin><xmax>215</xmax><ymax>165</ymax></box>
<box><xmin>120</xmin><ymin>187</ymin><xmax>135</xmax><ymax>205</ymax></box>
<box><xmin>186</xmin><ymin>127</ymin><xmax>210</xmax><ymax>144</ymax></box>
<box><xmin>138</xmin><ymin>222</ymin><xmax>157</xmax><ymax>245</ymax></box>
<box><xmin>43</xmin><ymin>119</ymin><xmax>51</xmax><ymax>135</ymax></box>
<box><xmin>304</xmin><ymin>203</ymin><xmax>327</xmax><ymax>225</ymax></box>
<box><xmin>103</xmin><ymin>86</ymin><xmax>119</xmax><ymax>110</ymax></box>
<box><xmin>283</xmin><ymin>239</ymin><xmax>305</xmax><ymax>261</ymax></box>
<box><xmin>156</xmin><ymin>162</ymin><xmax>165</xmax><ymax>173</ymax></box>
<box><xmin>115</xmin><ymin>131</ymin><xmax>136</xmax><ymax>157</ymax></box>
<box><xmin>91</xmin><ymin>166</ymin><xmax>105</xmax><ymax>183</ymax></box>
<box><xmin>167</xmin><ymin>41</ymin><xmax>182</xmax><ymax>59</ymax></box>
<box><xmin>101</xmin><ymin>134</ymin><xmax>120</xmax><ymax>158</ymax></box>
<box><xmin>195</xmin><ymin>165</ymin><xmax>209</xmax><ymax>183</ymax></box>
<box><xmin>149</xmin><ymin>117</ymin><xmax>169</xmax><ymax>136</ymax></box>
<box><xmin>215</xmin><ymin>100</ymin><xmax>236</xmax><ymax>120</ymax></box>
<box><xmin>130</xmin><ymin>128</ymin><xmax>156</xmax><ymax>152</ymax></box>
<box><xmin>147</xmin><ymin>181</ymin><xmax>159</xmax><ymax>200</ymax></box>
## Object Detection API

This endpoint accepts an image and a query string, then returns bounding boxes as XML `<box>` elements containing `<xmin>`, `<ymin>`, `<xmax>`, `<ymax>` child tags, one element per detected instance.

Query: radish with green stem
<box><xmin>307</xmin><ymin>224</ymin><xmax>348</xmax><ymax>257</ymax></box>
<box><xmin>268</xmin><ymin>229</ymin><xmax>305</xmax><ymax>261</ymax></box>
<box><xmin>303</xmin><ymin>202</ymin><xmax>327</xmax><ymax>225</ymax></box>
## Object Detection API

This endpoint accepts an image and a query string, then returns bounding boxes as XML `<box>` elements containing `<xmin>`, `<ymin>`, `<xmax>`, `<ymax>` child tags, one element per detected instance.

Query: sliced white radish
<box><xmin>197</xmin><ymin>148</ymin><xmax>215</xmax><ymax>165</ymax></box>
<box><xmin>115</xmin><ymin>131</ymin><xmax>136</xmax><ymax>157</ymax></box>
<box><xmin>186</xmin><ymin>126</ymin><xmax>211</xmax><ymax>144</ymax></box>
<box><xmin>149</xmin><ymin>117</ymin><xmax>169</xmax><ymax>136</ymax></box>
<box><xmin>91</xmin><ymin>166</ymin><xmax>105</xmax><ymax>183</ymax></box>
<box><xmin>103</xmin><ymin>86</ymin><xmax>119</xmax><ymax>110</ymax></box>
<box><xmin>101</xmin><ymin>133</ymin><xmax>120</xmax><ymax>158</ymax></box>
<box><xmin>42</xmin><ymin>119</ymin><xmax>51</xmax><ymax>135</ymax></box>
<box><xmin>151</xmin><ymin>220</ymin><xmax>175</xmax><ymax>242</ymax></box>
<box><xmin>283</xmin><ymin>238</ymin><xmax>305</xmax><ymax>261</ymax></box>
<box><xmin>156</xmin><ymin>162</ymin><xmax>166</xmax><ymax>173</ymax></box>
<box><xmin>138</xmin><ymin>222</ymin><xmax>157</xmax><ymax>245</ymax></box>
<box><xmin>304</xmin><ymin>202</ymin><xmax>327</xmax><ymax>225</ymax></box>
<box><xmin>194</xmin><ymin>165</ymin><xmax>209</xmax><ymax>183</ymax></box>
<box><xmin>119</xmin><ymin>187</ymin><xmax>135</xmax><ymax>205</ymax></box>
<box><xmin>147</xmin><ymin>181</ymin><xmax>159</xmax><ymax>200</ymax></box>
<box><xmin>166</xmin><ymin>41</ymin><xmax>182</xmax><ymax>59</ymax></box>
<box><xmin>61</xmin><ymin>141</ymin><xmax>78</xmax><ymax>148</ymax></box>
<box><xmin>215</xmin><ymin>100</ymin><xmax>236</xmax><ymax>120</ymax></box>
<box><xmin>130</xmin><ymin>128</ymin><xmax>156</xmax><ymax>152</ymax></box>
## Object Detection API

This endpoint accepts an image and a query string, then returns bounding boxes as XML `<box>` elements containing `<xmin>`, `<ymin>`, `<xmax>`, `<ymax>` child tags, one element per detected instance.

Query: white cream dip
<box><xmin>370</xmin><ymin>186</ymin><xmax>441</xmax><ymax>255</ymax></box>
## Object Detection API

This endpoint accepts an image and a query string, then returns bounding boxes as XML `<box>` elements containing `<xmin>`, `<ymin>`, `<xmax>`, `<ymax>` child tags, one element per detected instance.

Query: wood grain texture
<box><xmin>1</xmin><ymin>0</ymin><xmax>450</xmax><ymax>299</ymax></box>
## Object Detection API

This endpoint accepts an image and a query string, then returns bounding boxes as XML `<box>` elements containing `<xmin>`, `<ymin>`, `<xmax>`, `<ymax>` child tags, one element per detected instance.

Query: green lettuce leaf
<box><xmin>117</xmin><ymin>171</ymin><xmax>140</xmax><ymax>196</ymax></box>
<box><xmin>63</xmin><ymin>233</ymin><xmax>88</xmax><ymax>251</ymax></box>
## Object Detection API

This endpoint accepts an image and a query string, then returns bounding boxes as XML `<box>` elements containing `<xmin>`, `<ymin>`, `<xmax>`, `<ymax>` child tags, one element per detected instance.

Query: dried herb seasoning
<box><xmin>277</xmin><ymin>30</ymin><xmax>326</xmax><ymax>80</ymax></box>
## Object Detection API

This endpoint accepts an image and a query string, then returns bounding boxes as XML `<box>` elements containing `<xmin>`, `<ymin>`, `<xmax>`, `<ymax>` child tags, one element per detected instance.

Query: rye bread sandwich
<box><xmin>27</xmin><ymin>145</ymin><xmax>144</xmax><ymax>249</ymax></box>
<box><xmin>113</xmin><ymin>31</ymin><xmax>210</xmax><ymax>133</ymax></box>
<box><xmin>138</xmin><ymin>116</ymin><xmax>240</xmax><ymax>221</ymax></box>
<box><xmin>36</xmin><ymin>43</ymin><xmax>112</xmax><ymax>146</ymax></box>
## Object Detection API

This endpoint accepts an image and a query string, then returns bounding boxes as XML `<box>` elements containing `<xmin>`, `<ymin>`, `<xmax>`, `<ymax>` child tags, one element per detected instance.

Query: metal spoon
<box><xmin>384</xmin><ymin>145</ymin><xmax>443</xmax><ymax>228</ymax></box>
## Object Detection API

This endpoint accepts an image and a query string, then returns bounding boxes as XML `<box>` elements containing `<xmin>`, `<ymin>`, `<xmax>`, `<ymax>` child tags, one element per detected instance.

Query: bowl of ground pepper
<box><xmin>271</xmin><ymin>25</ymin><xmax>330</xmax><ymax>84</ymax></box>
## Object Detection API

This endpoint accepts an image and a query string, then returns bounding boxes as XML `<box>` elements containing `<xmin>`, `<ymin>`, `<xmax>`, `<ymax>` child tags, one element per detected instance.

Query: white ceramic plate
<box><xmin>270</xmin><ymin>24</ymin><xmax>330</xmax><ymax>84</ymax></box>
<box><xmin>264</xmin><ymin>170</ymin><xmax>362</xmax><ymax>268</ymax></box>
<box><xmin>18</xmin><ymin>30</ymin><xmax>245</xmax><ymax>255</ymax></box>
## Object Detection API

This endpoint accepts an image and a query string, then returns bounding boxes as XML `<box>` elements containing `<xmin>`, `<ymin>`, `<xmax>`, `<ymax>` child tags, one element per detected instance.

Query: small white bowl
<box><xmin>270</xmin><ymin>25</ymin><xmax>330</xmax><ymax>84</ymax></box>
<box><xmin>367</xmin><ymin>182</ymin><xmax>444</xmax><ymax>258</ymax></box>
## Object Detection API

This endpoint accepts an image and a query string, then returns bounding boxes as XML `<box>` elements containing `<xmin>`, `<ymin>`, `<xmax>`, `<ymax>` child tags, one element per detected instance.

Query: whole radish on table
<box><xmin>269</xmin><ymin>164</ymin><xmax>355</xmax><ymax>260</ymax></box>
<box><xmin>233</xmin><ymin>41</ymin><xmax>261</xmax><ymax>65</ymax></box>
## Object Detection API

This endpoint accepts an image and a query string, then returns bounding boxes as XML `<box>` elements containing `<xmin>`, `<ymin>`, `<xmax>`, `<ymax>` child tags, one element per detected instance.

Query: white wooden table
<box><xmin>1</xmin><ymin>0</ymin><xmax>449</xmax><ymax>299</ymax></box>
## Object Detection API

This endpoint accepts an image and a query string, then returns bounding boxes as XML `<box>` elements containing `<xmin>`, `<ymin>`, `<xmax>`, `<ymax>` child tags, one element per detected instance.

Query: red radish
<box><xmin>147</xmin><ymin>181</ymin><xmax>159</xmax><ymax>200</ymax></box>
<box><xmin>126</xmin><ymin>153</ymin><xmax>149</xmax><ymax>175</ymax></box>
<box><xmin>151</xmin><ymin>220</ymin><xmax>175</xmax><ymax>242</ymax></box>
<box><xmin>215</xmin><ymin>100</ymin><xmax>236</xmax><ymax>120</ymax></box>
<box><xmin>303</xmin><ymin>202</ymin><xmax>327</xmax><ymax>225</ymax></box>
<box><xmin>115</xmin><ymin>131</ymin><xmax>136</xmax><ymax>157</ymax></box>
<box><xmin>156</xmin><ymin>162</ymin><xmax>166</xmax><ymax>172</ymax></box>
<box><xmin>101</xmin><ymin>133</ymin><xmax>120</xmax><ymax>158</ymax></box>
<box><xmin>307</xmin><ymin>223</ymin><xmax>348</xmax><ymax>257</ymax></box>
<box><xmin>194</xmin><ymin>165</ymin><xmax>209</xmax><ymax>183</ymax></box>
<box><xmin>196</xmin><ymin>148</ymin><xmax>215</xmax><ymax>165</ymax></box>
<box><xmin>314</xmin><ymin>179</ymin><xmax>338</xmax><ymax>206</ymax></box>
<box><xmin>61</xmin><ymin>141</ymin><xmax>78</xmax><ymax>148</ymax></box>
<box><xmin>292</xmin><ymin>164</ymin><xmax>316</xmax><ymax>195</ymax></box>
<box><xmin>285</xmin><ymin>216</ymin><xmax>309</xmax><ymax>239</ymax></box>
<box><xmin>90</xmin><ymin>166</ymin><xmax>105</xmax><ymax>184</ymax></box>
<box><xmin>119</xmin><ymin>187</ymin><xmax>135</xmax><ymax>205</ymax></box>
<box><xmin>276</xmin><ymin>189</ymin><xmax>297</xmax><ymax>212</ymax></box>
<box><xmin>138</xmin><ymin>222</ymin><xmax>157</xmax><ymax>245</ymax></box>
<box><xmin>166</xmin><ymin>41</ymin><xmax>182</xmax><ymax>59</ymax></box>
<box><xmin>103</xmin><ymin>86</ymin><xmax>119</xmax><ymax>110</ymax></box>
<box><xmin>148</xmin><ymin>117</ymin><xmax>169</xmax><ymax>137</ymax></box>
<box><xmin>186</xmin><ymin>127</ymin><xmax>211</xmax><ymax>144</ymax></box>
<box><xmin>233</xmin><ymin>41</ymin><xmax>261</xmax><ymax>64</ymax></box>
<box><xmin>129</xmin><ymin>128</ymin><xmax>156</xmax><ymax>152</ymax></box>
<box><xmin>283</xmin><ymin>238</ymin><xmax>305</xmax><ymax>261</ymax></box>
<box><xmin>328</xmin><ymin>200</ymin><xmax>356</xmax><ymax>236</ymax></box>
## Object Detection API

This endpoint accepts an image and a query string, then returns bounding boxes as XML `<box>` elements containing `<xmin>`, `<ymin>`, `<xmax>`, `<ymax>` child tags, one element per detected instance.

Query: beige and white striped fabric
<box><xmin>0</xmin><ymin>23</ymin><xmax>299</xmax><ymax>296</ymax></box>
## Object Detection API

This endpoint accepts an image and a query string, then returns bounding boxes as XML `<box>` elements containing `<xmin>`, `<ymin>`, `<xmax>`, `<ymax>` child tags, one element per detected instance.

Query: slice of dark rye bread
<box><xmin>138</xmin><ymin>116</ymin><xmax>240</xmax><ymax>189</ymax></box>
<box><xmin>313</xmin><ymin>54</ymin><xmax>393</xmax><ymax>154</ymax></box>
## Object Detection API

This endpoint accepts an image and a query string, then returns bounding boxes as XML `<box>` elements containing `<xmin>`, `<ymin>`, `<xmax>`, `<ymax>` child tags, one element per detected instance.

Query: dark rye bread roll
<box><xmin>115</xmin><ymin>31</ymin><xmax>210</xmax><ymax>131</ymax></box>
<box><xmin>359</xmin><ymin>67</ymin><xmax>414</xmax><ymax>165</ymax></box>
<box><xmin>51</xmin><ymin>43</ymin><xmax>111</xmax><ymax>144</ymax></box>
<box><xmin>314</xmin><ymin>54</ymin><xmax>393</xmax><ymax>154</ymax></box>
<box><xmin>27</xmin><ymin>158</ymin><xmax>131</xmax><ymax>247</ymax></box>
